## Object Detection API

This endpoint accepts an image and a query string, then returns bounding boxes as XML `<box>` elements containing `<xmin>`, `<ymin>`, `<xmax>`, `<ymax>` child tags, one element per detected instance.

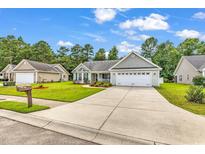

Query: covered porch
<box><xmin>73</xmin><ymin>72</ymin><xmax>110</xmax><ymax>84</ymax></box>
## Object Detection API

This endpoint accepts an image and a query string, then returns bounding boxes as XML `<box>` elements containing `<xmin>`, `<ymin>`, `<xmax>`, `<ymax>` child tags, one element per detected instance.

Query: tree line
<box><xmin>0</xmin><ymin>35</ymin><xmax>118</xmax><ymax>73</ymax></box>
<box><xmin>0</xmin><ymin>35</ymin><xmax>205</xmax><ymax>81</ymax></box>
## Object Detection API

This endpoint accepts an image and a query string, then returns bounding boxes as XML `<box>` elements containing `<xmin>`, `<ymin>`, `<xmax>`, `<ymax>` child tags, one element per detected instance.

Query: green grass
<box><xmin>155</xmin><ymin>83</ymin><xmax>205</xmax><ymax>115</ymax></box>
<box><xmin>0</xmin><ymin>81</ymin><xmax>104</xmax><ymax>102</ymax></box>
<box><xmin>0</xmin><ymin>101</ymin><xmax>49</xmax><ymax>113</ymax></box>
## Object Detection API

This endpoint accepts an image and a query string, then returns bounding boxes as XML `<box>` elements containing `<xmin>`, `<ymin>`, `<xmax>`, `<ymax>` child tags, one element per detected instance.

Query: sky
<box><xmin>0</xmin><ymin>8</ymin><xmax>205</xmax><ymax>57</ymax></box>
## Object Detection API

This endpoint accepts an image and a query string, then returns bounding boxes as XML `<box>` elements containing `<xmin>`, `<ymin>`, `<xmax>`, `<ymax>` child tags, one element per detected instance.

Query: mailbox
<box><xmin>16</xmin><ymin>85</ymin><xmax>33</xmax><ymax>108</ymax></box>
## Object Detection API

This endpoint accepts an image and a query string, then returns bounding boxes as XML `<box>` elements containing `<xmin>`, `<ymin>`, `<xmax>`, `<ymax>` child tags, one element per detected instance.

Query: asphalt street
<box><xmin>0</xmin><ymin>117</ymin><xmax>96</xmax><ymax>145</ymax></box>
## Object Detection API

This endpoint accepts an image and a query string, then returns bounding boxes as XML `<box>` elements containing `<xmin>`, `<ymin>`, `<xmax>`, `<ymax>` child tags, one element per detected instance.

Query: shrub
<box><xmin>3</xmin><ymin>81</ymin><xmax>16</xmax><ymax>86</ymax></box>
<box><xmin>185</xmin><ymin>85</ymin><xmax>205</xmax><ymax>103</ymax></box>
<box><xmin>192</xmin><ymin>75</ymin><xmax>205</xmax><ymax>86</ymax></box>
<box><xmin>91</xmin><ymin>81</ymin><xmax>112</xmax><ymax>87</ymax></box>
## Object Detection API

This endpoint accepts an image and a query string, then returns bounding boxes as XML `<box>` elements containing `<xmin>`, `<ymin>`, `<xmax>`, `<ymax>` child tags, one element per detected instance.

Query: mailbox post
<box><xmin>16</xmin><ymin>86</ymin><xmax>33</xmax><ymax>108</ymax></box>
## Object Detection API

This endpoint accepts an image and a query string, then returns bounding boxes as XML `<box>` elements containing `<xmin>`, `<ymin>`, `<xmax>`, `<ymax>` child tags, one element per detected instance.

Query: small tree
<box><xmin>192</xmin><ymin>75</ymin><xmax>205</xmax><ymax>86</ymax></box>
<box><xmin>185</xmin><ymin>85</ymin><xmax>205</xmax><ymax>103</ymax></box>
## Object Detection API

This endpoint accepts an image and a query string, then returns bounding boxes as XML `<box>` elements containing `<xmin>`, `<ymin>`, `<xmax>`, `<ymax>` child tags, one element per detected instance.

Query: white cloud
<box><xmin>175</xmin><ymin>29</ymin><xmax>201</xmax><ymax>39</ymax></box>
<box><xmin>84</xmin><ymin>33</ymin><xmax>106</xmax><ymax>42</ymax></box>
<box><xmin>119</xmin><ymin>13</ymin><xmax>169</xmax><ymax>31</ymax></box>
<box><xmin>94</xmin><ymin>9</ymin><xmax>117</xmax><ymax>24</ymax></box>
<box><xmin>93</xmin><ymin>8</ymin><xmax>130</xmax><ymax>24</ymax></box>
<box><xmin>117</xmin><ymin>41</ymin><xmax>141</xmax><ymax>53</ymax></box>
<box><xmin>110</xmin><ymin>29</ymin><xmax>150</xmax><ymax>41</ymax></box>
<box><xmin>116</xmin><ymin>8</ymin><xmax>130</xmax><ymax>12</ymax></box>
<box><xmin>57</xmin><ymin>40</ymin><xmax>74</xmax><ymax>47</ymax></box>
<box><xmin>175</xmin><ymin>29</ymin><xmax>205</xmax><ymax>41</ymax></box>
<box><xmin>192</xmin><ymin>12</ymin><xmax>205</xmax><ymax>19</ymax></box>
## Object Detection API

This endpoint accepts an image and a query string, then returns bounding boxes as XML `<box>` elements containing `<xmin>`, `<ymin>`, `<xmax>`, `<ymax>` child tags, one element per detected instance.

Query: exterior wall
<box><xmin>37</xmin><ymin>72</ymin><xmax>61</xmax><ymax>83</ymax></box>
<box><xmin>15</xmin><ymin>61</ymin><xmax>35</xmax><ymax>70</ymax></box>
<box><xmin>175</xmin><ymin>58</ymin><xmax>200</xmax><ymax>84</ymax></box>
<box><xmin>1</xmin><ymin>65</ymin><xmax>15</xmax><ymax>81</ymax></box>
<box><xmin>113</xmin><ymin>53</ymin><xmax>154</xmax><ymax>69</ymax></box>
<box><xmin>61</xmin><ymin>73</ymin><xmax>69</xmax><ymax>81</ymax></box>
<box><xmin>151</xmin><ymin>70</ymin><xmax>160</xmax><ymax>86</ymax></box>
<box><xmin>53</xmin><ymin>65</ymin><xmax>69</xmax><ymax>81</ymax></box>
<box><xmin>110</xmin><ymin>72</ymin><xmax>116</xmax><ymax>85</ymax></box>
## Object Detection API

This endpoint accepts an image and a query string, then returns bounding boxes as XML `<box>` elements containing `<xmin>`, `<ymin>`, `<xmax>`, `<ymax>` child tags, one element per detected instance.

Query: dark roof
<box><xmin>14</xmin><ymin>60</ymin><xmax>66</xmax><ymax>73</ymax></box>
<box><xmin>26</xmin><ymin>60</ymin><xmax>58</xmax><ymax>72</ymax></box>
<box><xmin>83</xmin><ymin>60</ymin><xmax>120</xmax><ymax>71</ymax></box>
<box><xmin>184</xmin><ymin>55</ymin><xmax>205</xmax><ymax>71</ymax></box>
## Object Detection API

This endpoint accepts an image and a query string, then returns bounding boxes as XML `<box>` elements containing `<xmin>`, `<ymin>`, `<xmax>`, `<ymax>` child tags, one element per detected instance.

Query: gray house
<box><xmin>72</xmin><ymin>52</ymin><xmax>162</xmax><ymax>87</ymax></box>
<box><xmin>0</xmin><ymin>64</ymin><xmax>16</xmax><ymax>81</ymax></box>
<box><xmin>174</xmin><ymin>55</ymin><xmax>205</xmax><ymax>84</ymax></box>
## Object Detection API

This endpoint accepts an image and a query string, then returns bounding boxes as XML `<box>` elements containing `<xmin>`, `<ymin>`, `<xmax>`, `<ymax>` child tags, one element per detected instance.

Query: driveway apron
<box><xmin>31</xmin><ymin>86</ymin><xmax>205</xmax><ymax>144</ymax></box>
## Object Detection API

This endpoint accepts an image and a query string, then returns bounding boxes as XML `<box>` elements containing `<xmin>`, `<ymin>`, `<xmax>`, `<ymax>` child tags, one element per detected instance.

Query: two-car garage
<box><xmin>115</xmin><ymin>72</ymin><xmax>152</xmax><ymax>87</ymax></box>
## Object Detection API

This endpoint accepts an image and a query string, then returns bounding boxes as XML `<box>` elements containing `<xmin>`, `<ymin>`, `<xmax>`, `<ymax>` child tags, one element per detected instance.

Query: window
<box><xmin>142</xmin><ymin>72</ymin><xmax>145</xmax><ymax>75</ymax></box>
<box><xmin>146</xmin><ymin>72</ymin><xmax>150</xmax><ymax>75</ymax></box>
<box><xmin>134</xmin><ymin>73</ymin><xmax>136</xmax><ymax>75</ymax></box>
<box><xmin>153</xmin><ymin>73</ymin><xmax>156</xmax><ymax>75</ymax></box>
<box><xmin>122</xmin><ymin>73</ymin><xmax>124</xmax><ymax>75</ymax></box>
<box><xmin>187</xmin><ymin>74</ymin><xmax>189</xmax><ymax>80</ymax></box>
<box><xmin>118</xmin><ymin>73</ymin><xmax>121</xmax><ymax>75</ymax></box>
<box><xmin>179</xmin><ymin>75</ymin><xmax>182</xmax><ymax>81</ymax></box>
<box><xmin>138</xmin><ymin>72</ymin><xmax>141</xmax><ymax>75</ymax></box>
<box><xmin>130</xmin><ymin>73</ymin><xmax>132</xmax><ymax>75</ymax></box>
<box><xmin>102</xmin><ymin>74</ymin><xmax>110</xmax><ymax>79</ymax></box>
<box><xmin>126</xmin><ymin>73</ymin><xmax>128</xmax><ymax>75</ymax></box>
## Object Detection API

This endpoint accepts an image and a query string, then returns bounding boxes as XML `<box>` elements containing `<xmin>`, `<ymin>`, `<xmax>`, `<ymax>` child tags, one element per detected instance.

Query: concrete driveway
<box><xmin>32</xmin><ymin>86</ymin><xmax>205</xmax><ymax>144</ymax></box>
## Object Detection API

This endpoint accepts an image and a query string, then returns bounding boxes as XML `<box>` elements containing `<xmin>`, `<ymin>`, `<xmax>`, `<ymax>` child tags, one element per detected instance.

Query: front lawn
<box><xmin>155</xmin><ymin>83</ymin><xmax>205</xmax><ymax>115</ymax></box>
<box><xmin>0</xmin><ymin>82</ymin><xmax>103</xmax><ymax>102</ymax></box>
<box><xmin>0</xmin><ymin>101</ymin><xmax>49</xmax><ymax>113</ymax></box>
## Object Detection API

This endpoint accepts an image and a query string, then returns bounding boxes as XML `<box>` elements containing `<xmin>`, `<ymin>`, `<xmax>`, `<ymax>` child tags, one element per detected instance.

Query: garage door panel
<box><xmin>116</xmin><ymin>72</ymin><xmax>152</xmax><ymax>87</ymax></box>
<box><xmin>16</xmin><ymin>73</ymin><xmax>34</xmax><ymax>84</ymax></box>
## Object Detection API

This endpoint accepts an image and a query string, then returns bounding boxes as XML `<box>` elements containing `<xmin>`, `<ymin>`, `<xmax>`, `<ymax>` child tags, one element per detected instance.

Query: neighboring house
<box><xmin>12</xmin><ymin>59</ymin><xmax>70</xmax><ymax>84</ymax></box>
<box><xmin>0</xmin><ymin>64</ymin><xmax>16</xmax><ymax>81</ymax></box>
<box><xmin>174</xmin><ymin>55</ymin><xmax>205</xmax><ymax>84</ymax></box>
<box><xmin>72</xmin><ymin>52</ymin><xmax>162</xmax><ymax>87</ymax></box>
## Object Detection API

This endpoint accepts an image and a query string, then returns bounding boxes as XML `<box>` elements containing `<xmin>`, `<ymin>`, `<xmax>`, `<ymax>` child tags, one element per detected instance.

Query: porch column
<box><xmin>88</xmin><ymin>73</ymin><xmax>91</xmax><ymax>83</ymax></box>
<box><xmin>81</xmin><ymin>72</ymin><xmax>84</xmax><ymax>83</ymax></box>
<box><xmin>97</xmin><ymin>73</ymin><xmax>100</xmax><ymax>82</ymax></box>
<box><xmin>35</xmin><ymin>72</ymin><xmax>38</xmax><ymax>83</ymax></box>
<box><xmin>73</xmin><ymin>73</ymin><xmax>76</xmax><ymax>81</ymax></box>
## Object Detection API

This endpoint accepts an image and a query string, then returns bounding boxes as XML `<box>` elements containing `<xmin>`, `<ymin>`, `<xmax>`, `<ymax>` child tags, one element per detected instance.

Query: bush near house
<box><xmin>3</xmin><ymin>81</ymin><xmax>16</xmax><ymax>86</ymax></box>
<box><xmin>91</xmin><ymin>81</ymin><xmax>112</xmax><ymax>87</ymax></box>
<box><xmin>185</xmin><ymin>85</ymin><xmax>205</xmax><ymax>104</ymax></box>
<box><xmin>192</xmin><ymin>75</ymin><xmax>205</xmax><ymax>86</ymax></box>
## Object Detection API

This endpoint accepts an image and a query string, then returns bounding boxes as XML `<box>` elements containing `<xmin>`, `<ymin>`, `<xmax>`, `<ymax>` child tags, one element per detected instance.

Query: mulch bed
<box><xmin>32</xmin><ymin>87</ymin><xmax>48</xmax><ymax>90</ymax></box>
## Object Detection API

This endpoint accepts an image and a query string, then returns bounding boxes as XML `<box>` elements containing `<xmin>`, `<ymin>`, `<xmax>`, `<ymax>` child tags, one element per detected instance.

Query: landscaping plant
<box><xmin>185</xmin><ymin>85</ymin><xmax>205</xmax><ymax>103</ymax></box>
<box><xmin>192</xmin><ymin>75</ymin><xmax>205</xmax><ymax>86</ymax></box>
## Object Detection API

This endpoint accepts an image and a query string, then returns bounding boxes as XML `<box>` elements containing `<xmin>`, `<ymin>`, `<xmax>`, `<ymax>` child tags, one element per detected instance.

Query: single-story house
<box><xmin>12</xmin><ymin>59</ymin><xmax>70</xmax><ymax>84</ymax></box>
<box><xmin>72</xmin><ymin>52</ymin><xmax>162</xmax><ymax>87</ymax></box>
<box><xmin>174</xmin><ymin>55</ymin><xmax>205</xmax><ymax>84</ymax></box>
<box><xmin>0</xmin><ymin>64</ymin><xmax>16</xmax><ymax>81</ymax></box>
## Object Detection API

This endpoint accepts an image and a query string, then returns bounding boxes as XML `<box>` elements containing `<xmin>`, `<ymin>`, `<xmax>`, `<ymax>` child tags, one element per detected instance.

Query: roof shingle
<box><xmin>184</xmin><ymin>55</ymin><xmax>205</xmax><ymax>71</ymax></box>
<box><xmin>83</xmin><ymin>60</ymin><xmax>120</xmax><ymax>71</ymax></box>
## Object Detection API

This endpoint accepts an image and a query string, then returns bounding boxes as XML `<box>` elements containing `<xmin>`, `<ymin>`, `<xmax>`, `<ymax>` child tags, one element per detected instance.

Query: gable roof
<box><xmin>1</xmin><ymin>64</ymin><xmax>16</xmax><ymax>73</ymax></box>
<box><xmin>109</xmin><ymin>52</ymin><xmax>161</xmax><ymax>71</ymax></box>
<box><xmin>13</xmin><ymin>59</ymin><xmax>69</xmax><ymax>74</ymax></box>
<box><xmin>73</xmin><ymin>52</ymin><xmax>161</xmax><ymax>72</ymax></box>
<box><xmin>184</xmin><ymin>55</ymin><xmax>205</xmax><ymax>71</ymax></box>
<box><xmin>83</xmin><ymin>60</ymin><xmax>120</xmax><ymax>71</ymax></box>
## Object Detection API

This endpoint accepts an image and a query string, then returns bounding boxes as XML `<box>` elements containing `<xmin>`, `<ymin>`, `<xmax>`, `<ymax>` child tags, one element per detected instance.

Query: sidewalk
<box><xmin>0</xmin><ymin>109</ymin><xmax>159</xmax><ymax>145</ymax></box>
<box><xmin>0</xmin><ymin>95</ymin><xmax>66</xmax><ymax>108</ymax></box>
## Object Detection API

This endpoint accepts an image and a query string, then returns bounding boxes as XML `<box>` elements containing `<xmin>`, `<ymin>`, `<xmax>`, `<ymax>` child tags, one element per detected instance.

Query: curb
<box><xmin>0</xmin><ymin>110</ymin><xmax>167</xmax><ymax>145</ymax></box>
